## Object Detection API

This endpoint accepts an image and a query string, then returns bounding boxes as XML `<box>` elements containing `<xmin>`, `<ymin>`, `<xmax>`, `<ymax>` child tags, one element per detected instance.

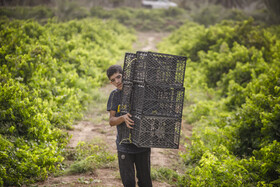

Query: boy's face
<box><xmin>109</xmin><ymin>72</ymin><xmax>123</xmax><ymax>90</ymax></box>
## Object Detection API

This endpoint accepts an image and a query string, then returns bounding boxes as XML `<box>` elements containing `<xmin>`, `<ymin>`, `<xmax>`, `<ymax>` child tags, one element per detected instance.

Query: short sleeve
<box><xmin>107</xmin><ymin>90</ymin><xmax>118</xmax><ymax>112</ymax></box>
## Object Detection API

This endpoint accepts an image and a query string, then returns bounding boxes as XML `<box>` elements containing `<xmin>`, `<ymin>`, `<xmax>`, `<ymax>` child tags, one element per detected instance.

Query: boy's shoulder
<box><xmin>109</xmin><ymin>89</ymin><xmax>120</xmax><ymax>95</ymax></box>
<box><xmin>108</xmin><ymin>89</ymin><xmax>121</xmax><ymax>100</ymax></box>
<box><xmin>111</xmin><ymin>88</ymin><xmax>119</xmax><ymax>93</ymax></box>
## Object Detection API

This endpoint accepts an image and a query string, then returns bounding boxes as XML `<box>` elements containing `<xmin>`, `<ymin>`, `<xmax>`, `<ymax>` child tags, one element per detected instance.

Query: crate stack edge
<box><xmin>119</xmin><ymin>52</ymin><xmax>136</xmax><ymax>143</ymax></box>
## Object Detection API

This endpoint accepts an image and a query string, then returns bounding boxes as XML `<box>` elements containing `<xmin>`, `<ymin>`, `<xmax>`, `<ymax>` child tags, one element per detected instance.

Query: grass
<box><xmin>151</xmin><ymin>166</ymin><xmax>180</xmax><ymax>185</ymax></box>
<box><xmin>57</xmin><ymin>138</ymin><xmax>117</xmax><ymax>176</ymax></box>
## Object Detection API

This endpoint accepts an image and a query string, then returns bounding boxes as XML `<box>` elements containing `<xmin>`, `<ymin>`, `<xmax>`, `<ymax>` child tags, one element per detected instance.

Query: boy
<box><xmin>106</xmin><ymin>65</ymin><xmax>152</xmax><ymax>187</ymax></box>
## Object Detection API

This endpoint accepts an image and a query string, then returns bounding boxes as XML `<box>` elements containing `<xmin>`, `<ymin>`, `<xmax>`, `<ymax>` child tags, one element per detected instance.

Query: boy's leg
<box><xmin>118</xmin><ymin>151</ymin><xmax>136</xmax><ymax>187</ymax></box>
<box><xmin>135</xmin><ymin>150</ymin><xmax>152</xmax><ymax>187</ymax></box>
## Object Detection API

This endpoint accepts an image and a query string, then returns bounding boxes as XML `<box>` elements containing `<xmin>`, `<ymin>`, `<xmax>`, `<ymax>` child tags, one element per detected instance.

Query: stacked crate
<box><xmin>120</xmin><ymin>51</ymin><xmax>187</xmax><ymax>149</ymax></box>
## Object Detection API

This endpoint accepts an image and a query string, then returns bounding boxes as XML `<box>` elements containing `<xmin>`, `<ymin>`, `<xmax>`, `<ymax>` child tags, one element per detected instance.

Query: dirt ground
<box><xmin>36</xmin><ymin>32</ymin><xmax>192</xmax><ymax>187</ymax></box>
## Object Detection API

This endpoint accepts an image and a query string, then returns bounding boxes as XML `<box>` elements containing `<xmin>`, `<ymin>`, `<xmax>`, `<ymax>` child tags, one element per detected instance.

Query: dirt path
<box><xmin>37</xmin><ymin>32</ymin><xmax>192</xmax><ymax>187</ymax></box>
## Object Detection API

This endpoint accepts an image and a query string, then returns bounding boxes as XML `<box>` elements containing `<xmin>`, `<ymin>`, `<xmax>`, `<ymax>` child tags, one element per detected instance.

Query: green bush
<box><xmin>0</xmin><ymin>6</ymin><xmax>54</xmax><ymax>21</ymax></box>
<box><xmin>184</xmin><ymin>100</ymin><xmax>220</xmax><ymax>124</ymax></box>
<box><xmin>90</xmin><ymin>7</ymin><xmax>186</xmax><ymax>31</ymax></box>
<box><xmin>191</xmin><ymin>4</ymin><xmax>249</xmax><ymax>26</ymax></box>
<box><xmin>255</xmin><ymin>141</ymin><xmax>280</xmax><ymax>183</ymax></box>
<box><xmin>56</xmin><ymin>0</ymin><xmax>90</xmax><ymax>21</ymax></box>
<box><xmin>181</xmin><ymin>147</ymin><xmax>249</xmax><ymax>186</ymax></box>
<box><xmin>234</xmin><ymin>65</ymin><xmax>280</xmax><ymax>156</ymax></box>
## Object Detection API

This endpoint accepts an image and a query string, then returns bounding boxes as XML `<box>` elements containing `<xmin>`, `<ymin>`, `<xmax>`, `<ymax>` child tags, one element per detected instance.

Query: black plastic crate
<box><xmin>134</xmin><ymin>51</ymin><xmax>148</xmax><ymax>82</ymax></box>
<box><xmin>146</xmin><ymin>52</ymin><xmax>186</xmax><ymax>86</ymax></box>
<box><xmin>122</xmin><ymin>53</ymin><xmax>137</xmax><ymax>81</ymax></box>
<box><xmin>118</xmin><ymin>123</ymin><xmax>131</xmax><ymax>144</ymax></box>
<box><xmin>132</xmin><ymin>83</ymin><xmax>185</xmax><ymax>118</ymax></box>
<box><xmin>120</xmin><ymin>81</ymin><xmax>133</xmax><ymax>114</ymax></box>
<box><xmin>134</xmin><ymin>51</ymin><xmax>187</xmax><ymax>86</ymax></box>
<box><xmin>131</xmin><ymin>114</ymin><xmax>181</xmax><ymax>149</ymax></box>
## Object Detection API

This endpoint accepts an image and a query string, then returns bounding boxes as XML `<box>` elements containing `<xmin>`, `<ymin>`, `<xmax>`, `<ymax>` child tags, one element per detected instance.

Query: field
<box><xmin>0</xmin><ymin>1</ymin><xmax>280</xmax><ymax>186</ymax></box>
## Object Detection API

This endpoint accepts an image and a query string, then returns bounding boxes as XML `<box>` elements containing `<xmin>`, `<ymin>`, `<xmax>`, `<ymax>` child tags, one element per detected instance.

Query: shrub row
<box><xmin>0</xmin><ymin>5</ymin><xmax>186</xmax><ymax>31</ymax></box>
<box><xmin>158</xmin><ymin>19</ymin><xmax>280</xmax><ymax>186</ymax></box>
<box><xmin>0</xmin><ymin>18</ymin><xmax>134</xmax><ymax>186</ymax></box>
<box><xmin>1</xmin><ymin>3</ymin><xmax>275</xmax><ymax>30</ymax></box>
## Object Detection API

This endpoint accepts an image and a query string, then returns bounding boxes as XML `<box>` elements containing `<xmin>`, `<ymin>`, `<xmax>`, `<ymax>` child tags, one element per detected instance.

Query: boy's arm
<box><xmin>109</xmin><ymin>110</ymin><xmax>134</xmax><ymax>129</ymax></box>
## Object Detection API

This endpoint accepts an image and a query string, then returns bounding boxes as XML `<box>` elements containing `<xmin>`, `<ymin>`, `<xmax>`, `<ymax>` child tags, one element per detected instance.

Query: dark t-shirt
<box><xmin>107</xmin><ymin>89</ymin><xmax>150</xmax><ymax>153</ymax></box>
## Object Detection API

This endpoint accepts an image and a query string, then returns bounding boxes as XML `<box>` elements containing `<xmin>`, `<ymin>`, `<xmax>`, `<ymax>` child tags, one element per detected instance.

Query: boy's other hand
<box><xmin>122</xmin><ymin>113</ymin><xmax>134</xmax><ymax>129</ymax></box>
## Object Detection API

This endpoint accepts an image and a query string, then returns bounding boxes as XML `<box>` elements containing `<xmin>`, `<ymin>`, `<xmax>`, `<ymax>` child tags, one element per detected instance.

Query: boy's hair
<box><xmin>106</xmin><ymin>65</ymin><xmax>123</xmax><ymax>79</ymax></box>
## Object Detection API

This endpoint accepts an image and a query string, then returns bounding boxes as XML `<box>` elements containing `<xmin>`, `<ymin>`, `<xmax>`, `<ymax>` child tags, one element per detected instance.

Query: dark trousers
<box><xmin>118</xmin><ymin>151</ymin><xmax>152</xmax><ymax>187</ymax></box>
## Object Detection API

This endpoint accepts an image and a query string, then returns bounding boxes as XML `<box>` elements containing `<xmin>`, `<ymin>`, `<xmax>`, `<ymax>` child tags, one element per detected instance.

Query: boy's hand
<box><xmin>122</xmin><ymin>113</ymin><xmax>134</xmax><ymax>129</ymax></box>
